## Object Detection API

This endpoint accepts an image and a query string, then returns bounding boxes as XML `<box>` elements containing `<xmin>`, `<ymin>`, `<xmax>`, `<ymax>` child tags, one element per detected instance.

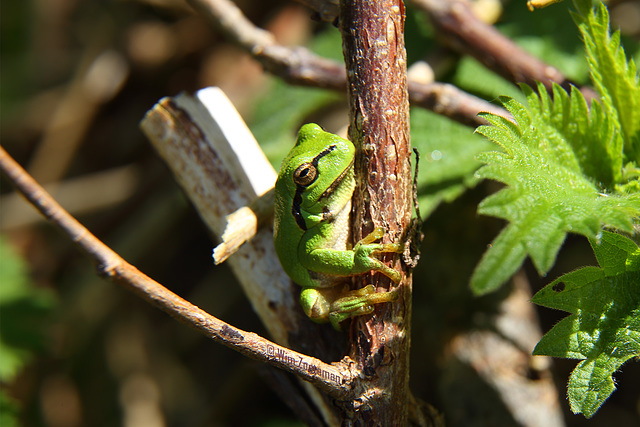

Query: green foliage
<box><xmin>0</xmin><ymin>237</ymin><xmax>55</xmax><ymax>379</ymax></box>
<box><xmin>411</xmin><ymin>108</ymin><xmax>492</xmax><ymax>217</ymax></box>
<box><xmin>0</xmin><ymin>236</ymin><xmax>55</xmax><ymax>424</ymax></box>
<box><xmin>471</xmin><ymin>1</ymin><xmax>640</xmax><ymax>418</ymax></box>
<box><xmin>471</xmin><ymin>1</ymin><xmax>640</xmax><ymax>295</ymax></box>
<box><xmin>0</xmin><ymin>391</ymin><xmax>20</xmax><ymax>427</ymax></box>
<box><xmin>453</xmin><ymin>57</ymin><xmax>527</xmax><ymax>103</ymax></box>
<box><xmin>532</xmin><ymin>231</ymin><xmax>640</xmax><ymax>417</ymax></box>
<box><xmin>572</xmin><ymin>0</ymin><xmax>640</xmax><ymax>164</ymax></box>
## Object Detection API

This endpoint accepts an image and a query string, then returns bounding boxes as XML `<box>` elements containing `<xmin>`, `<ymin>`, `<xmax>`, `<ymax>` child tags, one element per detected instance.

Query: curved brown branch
<box><xmin>412</xmin><ymin>0</ymin><xmax>596</xmax><ymax>100</ymax></box>
<box><xmin>186</xmin><ymin>0</ymin><xmax>507</xmax><ymax>127</ymax></box>
<box><xmin>186</xmin><ymin>0</ymin><xmax>346</xmax><ymax>90</ymax></box>
<box><xmin>0</xmin><ymin>144</ymin><xmax>355</xmax><ymax>399</ymax></box>
<box><xmin>413</xmin><ymin>0</ymin><xmax>566</xmax><ymax>90</ymax></box>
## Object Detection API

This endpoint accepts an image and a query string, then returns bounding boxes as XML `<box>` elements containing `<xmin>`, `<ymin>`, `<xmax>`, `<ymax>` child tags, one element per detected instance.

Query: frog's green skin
<box><xmin>273</xmin><ymin>123</ymin><xmax>403</xmax><ymax>329</ymax></box>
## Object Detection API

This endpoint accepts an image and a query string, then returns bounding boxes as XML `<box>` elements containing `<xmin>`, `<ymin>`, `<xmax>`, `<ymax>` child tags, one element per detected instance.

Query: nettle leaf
<box><xmin>470</xmin><ymin>89</ymin><xmax>640</xmax><ymax>294</ymax></box>
<box><xmin>527</xmin><ymin>83</ymin><xmax>623</xmax><ymax>188</ymax></box>
<box><xmin>532</xmin><ymin>231</ymin><xmax>640</xmax><ymax>418</ymax></box>
<box><xmin>573</xmin><ymin>0</ymin><xmax>640</xmax><ymax>164</ymax></box>
<box><xmin>471</xmin><ymin>1</ymin><xmax>640</xmax><ymax>295</ymax></box>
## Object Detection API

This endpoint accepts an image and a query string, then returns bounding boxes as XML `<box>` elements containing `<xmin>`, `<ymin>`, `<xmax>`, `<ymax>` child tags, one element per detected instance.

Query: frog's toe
<box><xmin>378</xmin><ymin>264</ymin><xmax>402</xmax><ymax>283</ymax></box>
<box><xmin>358</xmin><ymin>227</ymin><xmax>385</xmax><ymax>245</ymax></box>
<box><xmin>380</xmin><ymin>242</ymin><xmax>404</xmax><ymax>253</ymax></box>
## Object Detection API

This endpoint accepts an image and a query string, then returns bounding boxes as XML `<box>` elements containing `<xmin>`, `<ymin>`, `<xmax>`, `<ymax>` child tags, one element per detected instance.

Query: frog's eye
<box><xmin>293</xmin><ymin>162</ymin><xmax>318</xmax><ymax>186</ymax></box>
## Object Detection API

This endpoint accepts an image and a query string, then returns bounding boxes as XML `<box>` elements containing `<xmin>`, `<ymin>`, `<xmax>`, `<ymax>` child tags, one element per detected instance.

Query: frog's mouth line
<box><xmin>318</xmin><ymin>157</ymin><xmax>354</xmax><ymax>202</ymax></box>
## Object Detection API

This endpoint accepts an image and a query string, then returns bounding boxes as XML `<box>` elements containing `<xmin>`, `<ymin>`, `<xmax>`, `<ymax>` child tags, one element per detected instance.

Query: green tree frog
<box><xmin>274</xmin><ymin>123</ymin><xmax>403</xmax><ymax>330</ymax></box>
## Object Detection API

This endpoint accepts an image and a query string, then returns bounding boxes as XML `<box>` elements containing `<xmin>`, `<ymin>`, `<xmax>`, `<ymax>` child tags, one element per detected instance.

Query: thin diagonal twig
<box><xmin>0</xmin><ymin>144</ymin><xmax>355</xmax><ymax>399</ymax></box>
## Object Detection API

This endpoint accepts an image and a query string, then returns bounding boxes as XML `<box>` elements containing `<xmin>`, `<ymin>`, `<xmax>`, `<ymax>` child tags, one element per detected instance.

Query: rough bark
<box><xmin>339</xmin><ymin>0</ymin><xmax>413</xmax><ymax>424</ymax></box>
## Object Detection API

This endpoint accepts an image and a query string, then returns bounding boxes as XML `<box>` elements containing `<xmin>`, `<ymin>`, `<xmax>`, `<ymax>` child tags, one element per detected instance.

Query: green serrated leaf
<box><xmin>532</xmin><ymin>231</ymin><xmax>640</xmax><ymax>417</ymax></box>
<box><xmin>472</xmin><ymin>59</ymin><xmax>640</xmax><ymax>294</ymax></box>
<box><xmin>573</xmin><ymin>0</ymin><xmax>640</xmax><ymax>163</ymax></box>
<box><xmin>470</xmin><ymin>222</ymin><xmax>529</xmax><ymax>294</ymax></box>
<box><xmin>472</xmin><ymin>89</ymin><xmax>640</xmax><ymax>294</ymax></box>
<box><xmin>473</xmin><ymin>1</ymin><xmax>640</xmax><ymax>295</ymax></box>
<box><xmin>567</xmin><ymin>356</ymin><xmax>622</xmax><ymax>419</ymax></box>
<box><xmin>592</xmin><ymin>230</ymin><xmax>640</xmax><ymax>275</ymax></box>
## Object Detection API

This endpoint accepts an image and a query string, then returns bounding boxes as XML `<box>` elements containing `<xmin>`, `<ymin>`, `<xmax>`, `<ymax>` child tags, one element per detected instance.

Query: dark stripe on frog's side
<box><xmin>292</xmin><ymin>191</ymin><xmax>306</xmax><ymax>230</ymax></box>
<box><xmin>291</xmin><ymin>145</ymin><xmax>337</xmax><ymax>231</ymax></box>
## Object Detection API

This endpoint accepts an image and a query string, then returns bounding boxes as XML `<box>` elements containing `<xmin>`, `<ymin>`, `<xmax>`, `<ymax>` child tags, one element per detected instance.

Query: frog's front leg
<box><xmin>352</xmin><ymin>227</ymin><xmax>404</xmax><ymax>283</ymax></box>
<box><xmin>301</xmin><ymin>226</ymin><xmax>404</xmax><ymax>281</ymax></box>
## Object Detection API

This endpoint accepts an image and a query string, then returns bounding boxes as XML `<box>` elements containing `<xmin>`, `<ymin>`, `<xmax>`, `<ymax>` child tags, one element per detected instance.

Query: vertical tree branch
<box><xmin>339</xmin><ymin>0</ymin><xmax>413</xmax><ymax>423</ymax></box>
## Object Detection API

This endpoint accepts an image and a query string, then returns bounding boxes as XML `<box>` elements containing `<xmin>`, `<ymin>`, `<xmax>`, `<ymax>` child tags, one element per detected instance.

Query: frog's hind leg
<box><xmin>328</xmin><ymin>285</ymin><xmax>398</xmax><ymax>329</ymax></box>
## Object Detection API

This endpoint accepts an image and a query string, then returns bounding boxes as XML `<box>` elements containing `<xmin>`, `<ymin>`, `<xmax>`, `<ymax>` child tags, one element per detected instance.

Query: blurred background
<box><xmin>1</xmin><ymin>0</ymin><xmax>639</xmax><ymax>426</ymax></box>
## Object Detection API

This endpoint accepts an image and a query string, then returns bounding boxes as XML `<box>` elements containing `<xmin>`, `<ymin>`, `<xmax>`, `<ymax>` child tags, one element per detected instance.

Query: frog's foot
<box><xmin>355</xmin><ymin>227</ymin><xmax>404</xmax><ymax>283</ymax></box>
<box><xmin>328</xmin><ymin>285</ymin><xmax>398</xmax><ymax>330</ymax></box>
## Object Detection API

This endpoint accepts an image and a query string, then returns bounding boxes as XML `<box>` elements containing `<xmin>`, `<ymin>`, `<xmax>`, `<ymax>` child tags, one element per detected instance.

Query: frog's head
<box><xmin>277</xmin><ymin>123</ymin><xmax>356</xmax><ymax>230</ymax></box>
